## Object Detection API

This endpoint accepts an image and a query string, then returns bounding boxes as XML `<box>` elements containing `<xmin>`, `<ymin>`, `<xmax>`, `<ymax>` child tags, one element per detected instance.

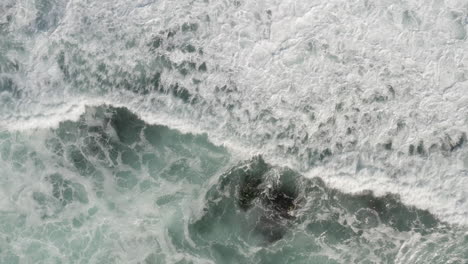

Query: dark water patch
<box><xmin>48</xmin><ymin>105</ymin><xmax>229</xmax><ymax>190</ymax></box>
<box><xmin>175</xmin><ymin>61</ymin><xmax>197</xmax><ymax>77</ymax></box>
<box><xmin>0</xmin><ymin>57</ymin><xmax>19</xmax><ymax>73</ymax></box>
<box><xmin>149</xmin><ymin>22</ymin><xmax>200</xmax><ymax>54</ymax></box>
<box><xmin>67</xmin><ymin>145</ymin><xmax>99</xmax><ymax>177</ymax></box>
<box><xmin>181</xmin><ymin>22</ymin><xmax>199</xmax><ymax>33</ymax></box>
<box><xmin>56</xmin><ymin>44</ymin><xmax>202</xmax><ymax>103</ymax></box>
<box><xmin>32</xmin><ymin>191</ymin><xmax>62</xmax><ymax>219</ymax></box>
<box><xmin>0</xmin><ymin>76</ymin><xmax>21</xmax><ymax>97</ymax></box>
<box><xmin>409</xmin><ymin>144</ymin><xmax>415</xmax><ymax>155</ymax></box>
<box><xmin>56</xmin><ymin>51</ymin><xmax>70</xmax><ymax>80</ymax></box>
<box><xmin>0</xmin><ymin>13</ymin><xmax>12</xmax><ymax>33</ymax></box>
<box><xmin>406</xmin><ymin>132</ymin><xmax>466</xmax><ymax>156</ymax></box>
<box><xmin>181</xmin><ymin>44</ymin><xmax>196</xmax><ymax>53</ymax></box>
<box><xmin>47</xmin><ymin>173</ymin><xmax>89</xmax><ymax>206</ymax></box>
<box><xmin>34</xmin><ymin>0</ymin><xmax>54</xmax><ymax>31</ymax></box>
<box><xmin>149</xmin><ymin>36</ymin><xmax>163</xmax><ymax>50</ymax></box>
<box><xmin>109</xmin><ymin>107</ymin><xmax>145</xmax><ymax>145</ymax></box>
<box><xmin>168</xmin><ymin>83</ymin><xmax>194</xmax><ymax>103</ymax></box>
<box><xmin>442</xmin><ymin>132</ymin><xmax>467</xmax><ymax>153</ymax></box>
<box><xmin>198</xmin><ymin>62</ymin><xmax>207</xmax><ymax>72</ymax></box>
<box><xmin>53</xmin><ymin>19</ymin><xmax>208</xmax><ymax>102</ymax></box>
<box><xmin>383</xmin><ymin>140</ymin><xmax>392</xmax><ymax>150</ymax></box>
<box><xmin>31</xmin><ymin>0</ymin><xmax>66</xmax><ymax>32</ymax></box>
<box><xmin>319</xmin><ymin>148</ymin><xmax>332</xmax><ymax>161</ymax></box>
<box><xmin>190</xmin><ymin>156</ymin><xmax>448</xmax><ymax>262</ymax></box>
<box><xmin>114</xmin><ymin>170</ymin><xmax>138</xmax><ymax>189</ymax></box>
<box><xmin>416</xmin><ymin>140</ymin><xmax>425</xmax><ymax>155</ymax></box>
<box><xmin>449</xmin><ymin>132</ymin><xmax>466</xmax><ymax>151</ymax></box>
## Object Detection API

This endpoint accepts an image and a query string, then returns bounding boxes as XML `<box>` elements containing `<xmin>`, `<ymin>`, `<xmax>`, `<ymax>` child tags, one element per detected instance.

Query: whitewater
<box><xmin>0</xmin><ymin>0</ymin><xmax>467</xmax><ymax>263</ymax></box>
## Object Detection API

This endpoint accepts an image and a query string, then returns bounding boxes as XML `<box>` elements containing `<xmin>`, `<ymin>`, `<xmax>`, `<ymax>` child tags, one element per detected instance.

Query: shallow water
<box><xmin>1</xmin><ymin>0</ymin><xmax>468</xmax><ymax>263</ymax></box>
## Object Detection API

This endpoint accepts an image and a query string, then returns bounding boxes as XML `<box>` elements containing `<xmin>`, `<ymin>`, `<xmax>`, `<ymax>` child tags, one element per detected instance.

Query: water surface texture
<box><xmin>0</xmin><ymin>0</ymin><xmax>467</xmax><ymax>263</ymax></box>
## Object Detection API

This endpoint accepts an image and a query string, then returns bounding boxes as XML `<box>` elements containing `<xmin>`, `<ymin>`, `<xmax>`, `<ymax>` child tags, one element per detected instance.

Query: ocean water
<box><xmin>0</xmin><ymin>0</ymin><xmax>467</xmax><ymax>263</ymax></box>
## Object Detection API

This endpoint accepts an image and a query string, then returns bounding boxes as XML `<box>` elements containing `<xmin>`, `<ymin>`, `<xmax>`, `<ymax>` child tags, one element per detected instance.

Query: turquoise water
<box><xmin>1</xmin><ymin>0</ymin><xmax>468</xmax><ymax>263</ymax></box>
<box><xmin>0</xmin><ymin>106</ymin><xmax>466</xmax><ymax>263</ymax></box>
<box><xmin>0</xmin><ymin>106</ymin><xmax>231</xmax><ymax>263</ymax></box>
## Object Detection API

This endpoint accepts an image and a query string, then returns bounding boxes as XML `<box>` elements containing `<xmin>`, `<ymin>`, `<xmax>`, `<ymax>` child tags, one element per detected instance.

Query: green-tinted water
<box><xmin>0</xmin><ymin>106</ymin><xmax>466</xmax><ymax>263</ymax></box>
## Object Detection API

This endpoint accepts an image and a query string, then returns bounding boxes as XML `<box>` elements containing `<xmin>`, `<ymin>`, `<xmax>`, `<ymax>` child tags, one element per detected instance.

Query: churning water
<box><xmin>0</xmin><ymin>0</ymin><xmax>467</xmax><ymax>263</ymax></box>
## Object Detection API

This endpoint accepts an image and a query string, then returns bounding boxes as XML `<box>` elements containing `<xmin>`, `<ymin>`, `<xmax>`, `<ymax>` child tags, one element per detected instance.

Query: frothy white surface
<box><xmin>1</xmin><ymin>0</ymin><xmax>467</xmax><ymax>225</ymax></box>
